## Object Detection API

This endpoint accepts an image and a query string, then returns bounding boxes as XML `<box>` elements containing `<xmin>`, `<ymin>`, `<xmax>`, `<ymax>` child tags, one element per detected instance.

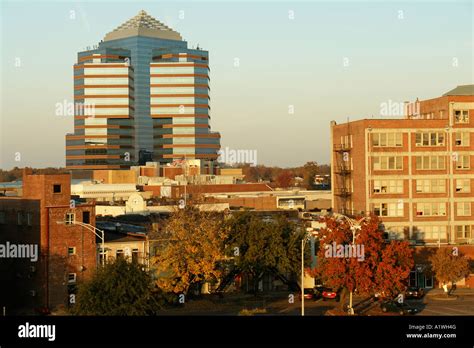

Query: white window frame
<box><xmin>374</xmin><ymin>202</ymin><xmax>403</xmax><ymax>217</ymax></box>
<box><xmin>373</xmin><ymin>132</ymin><xmax>402</xmax><ymax>147</ymax></box>
<box><xmin>373</xmin><ymin>156</ymin><xmax>403</xmax><ymax>170</ymax></box>
<box><xmin>455</xmin><ymin>225</ymin><xmax>471</xmax><ymax>239</ymax></box>
<box><xmin>457</xmin><ymin>202</ymin><xmax>471</xmax><ymax>216</ymax></box>
<box><xmin>415</xmin><ymin>156</ymin><xmax>446</xmax><ymax>170</ymax></box>
<box><xmin>65</xmin><ymin>213</ymin><xmax>75</xmax><ymax>225</ymax></box>
<box><xmin>415</xmin><ymin>179</ymin><xmax>446</xmax><ymax>193</ymax></box>
<box><xmin>456</xmin><ymin>154</ymin><xmax>470</xmax><ymax>169</ymax></box>
<box><xmin>416</xmin><ymin>203</ymin><xmax>446</xmax><ymax>216</ymax></box>
<box><xmin>454</xmin><ymin>110</ymin><xmax>469</xmax><ymax>124</ymax></box>
<box><xmin>455</xmin><ymin>132</ymin><xmax>470</xmax><ymax>146</ymax></box>
<box><xmin>456</xmin><ymin>179</ymin><xmax>471</xmax><ymax>193</ymax></box>
<box><xmin>373</xmin><ymin>179</ymin><xmax>403</xmax><ymax>194</ymax></box>
<box><xmin>416</xmin><ymin>226</ymin><xmax>446</xmax><ymax>240</ymax></box>
<box><xmin>415</xmin><ymin>132</ymin><xmax>445</xmax><ymax>147</ymax></box>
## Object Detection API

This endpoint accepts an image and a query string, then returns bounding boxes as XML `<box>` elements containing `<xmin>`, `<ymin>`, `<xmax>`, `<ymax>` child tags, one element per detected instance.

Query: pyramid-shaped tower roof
<box><xmin>104</xmin><ymin>10</ymin><xmax>182</xmax><ymax>42</ymax></box>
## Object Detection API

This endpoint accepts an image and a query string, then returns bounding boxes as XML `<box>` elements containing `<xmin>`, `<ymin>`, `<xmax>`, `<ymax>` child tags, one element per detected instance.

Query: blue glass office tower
<box><xmin>66</xmin><ymin>10</ymin><xmax>221</xmax><ymax>170</ymax></box>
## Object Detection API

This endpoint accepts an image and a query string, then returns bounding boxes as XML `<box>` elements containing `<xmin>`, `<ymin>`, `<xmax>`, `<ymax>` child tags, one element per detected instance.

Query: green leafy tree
<box><xmin>226</xmin><ymin>212</ymin><xmax>305</xmax><ymax>293</ymax></box>
<box><xmin>72</xmin><ymin>258</ymin><xmax>161</xmax><ymax>315</ymax></box>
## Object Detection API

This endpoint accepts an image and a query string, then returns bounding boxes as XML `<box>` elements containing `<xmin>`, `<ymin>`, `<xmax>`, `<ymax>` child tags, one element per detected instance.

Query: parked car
<box><xmin>380</xmin><ymin>300</ymin><xmax>418</xmax><ymax>315</ymax></box>
<box><xmin>405</xmin><ymin>287</ymin><xmax>424</xmax><ymax>299</ymax></box>
<box><xmin>315</xmin><ymin>286</ymin><xmax>340</xmax><ymax>301</ymax></box>
<box><xmin>300</xmin><ymin>288</ymin><xmax>317</xmax><ymax>300</ymax></box>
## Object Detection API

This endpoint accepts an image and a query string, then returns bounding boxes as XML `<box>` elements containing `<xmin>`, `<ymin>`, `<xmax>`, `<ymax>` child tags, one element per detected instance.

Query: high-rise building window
<box><xmin>456</xmin><ymin>155</ymin><xmax>470</xmax><ymax>169</ymax></box>
<box><xmin>373</xmin><ymin>180</ymin><xmax>403</xmax><ymax>193</ymax></box>
<box><xmin>415</xmin><ymin>156</ymin><xmax>445</xmax><ymax>170</ymax></box>
<box><xmin>416</xmin><ymin>203</ymin><xmax>446</xmax><ymax>216</ymax></box>
<box><xmin>454</xmin><ymin>110</ymin><xmax>469</xmax><ymax>124</ymax></box>
<box><xmin>386</xmin><ymin>226</ymin><xmax>406</xmax><ymax>240</ymax></box>
<box><xmin>416</xmin><ymin>226</ymin><xmax>446</xmax><ymax>240</ymax></box>
<box><xmin>374</xmin><ymin>203</ymin><xmax>403</xmax><ymax>217</ymax></box>
<box><xmin>455</xmin><ymin>132</ymin><xmax>470</xmax><ymax>146</ymax></box>
<box><xmin>456</xmin><ymin>225</ymin><xmax>471</xmax><ymax>239</ymax></box>
<box><xmin>373</xmin><ymin>156</ymin><xmax>403</xmax><ymax>170</ymax></box>
<box><xmin>372</xmin><ymin>132</ymin><xmax>402</xmax><ymax>147</ymax></box>
<box><xmin>416</xmin><ymin>179</ymin><xmax>446</xmax><ymax>193</ymax></box>
<box><xmin>457</xmin><ymin>202</ymin><xmax>471</xmax><ymax>216</ymax></box>
<box><xmin>456</xmin><ymin>179</ymin><xmax>471</xmax><ymax>193</ymax></box>
<box><xmin>415</xmin><ymin>132</ymin><xmax>445</xmax><ymax>147</ymax></box>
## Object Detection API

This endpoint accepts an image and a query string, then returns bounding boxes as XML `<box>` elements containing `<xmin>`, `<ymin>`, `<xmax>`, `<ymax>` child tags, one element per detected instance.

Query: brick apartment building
<box><xmin>0</xmin><ymin>169</ymin><xmax>96</xmax><ymax>314</ymax></box>
<box><xmin>331</xmin><ymin>85</ymin><xmax>474</xmax><ymax>288</ymax></box>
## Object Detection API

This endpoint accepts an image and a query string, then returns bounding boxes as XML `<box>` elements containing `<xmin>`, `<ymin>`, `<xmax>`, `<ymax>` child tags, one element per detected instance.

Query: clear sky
<box><xmin>0</xmin><ymin>0</ymin><xmax>472</xmax><ymax>170</ymax></box>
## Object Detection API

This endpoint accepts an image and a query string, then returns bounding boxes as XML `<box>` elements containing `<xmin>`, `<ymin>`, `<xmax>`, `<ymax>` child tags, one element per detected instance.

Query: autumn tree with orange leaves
<box><xmin>313</xmin><ymin>215</ymin><xmax>413</xmax><ymax>306</ymax></box>
<box><xmin>151</xmin><ymin>207</ymin><xmax>229</xmax><ymax>295</ymax></box>
<box><xmin>429</xmin><ymin>247</ymin><xmax>470</xmax><ymax>295</ymax></box>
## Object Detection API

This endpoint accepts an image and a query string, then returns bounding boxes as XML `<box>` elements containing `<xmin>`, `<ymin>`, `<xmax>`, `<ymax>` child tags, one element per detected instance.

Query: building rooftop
<box><xmin>443</xmin><ymin>84</ymin><xmax>474</xmax><ymax>96</ymax></box>
<box><xmin>104</xmin><ymin>10</ymin><xmax>182</xmax><ymax>42</ymax></box>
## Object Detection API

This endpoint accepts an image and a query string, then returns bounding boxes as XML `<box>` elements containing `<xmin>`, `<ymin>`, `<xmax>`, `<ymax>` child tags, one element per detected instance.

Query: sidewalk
<box><xmin>425</xmin><ymin>288</ymin><xmax>474</xmax><ymax>297</ymax></box>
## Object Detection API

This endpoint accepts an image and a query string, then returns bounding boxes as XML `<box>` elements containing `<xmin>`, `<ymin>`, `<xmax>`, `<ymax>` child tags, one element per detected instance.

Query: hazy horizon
<box><xmin>1</xmin><ymin>0</ymin><xmax>472</xmax><ymax>170</ymax></box>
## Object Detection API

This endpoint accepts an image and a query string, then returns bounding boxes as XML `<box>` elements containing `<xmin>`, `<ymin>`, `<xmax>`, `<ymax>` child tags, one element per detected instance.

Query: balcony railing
<box><xmin>335</xmin><ymin>166</ymin><xmax>351</xmax><ymax>175</ymax></box>
<box><xmin>333</xmin><ymin>144</ymin><xmax>351</xmax><ymax>152</ymax></box>
<box><xmin>334</xmin><ymin>188</ymin><xmax>352</xmax><ymax>197</ymax></box>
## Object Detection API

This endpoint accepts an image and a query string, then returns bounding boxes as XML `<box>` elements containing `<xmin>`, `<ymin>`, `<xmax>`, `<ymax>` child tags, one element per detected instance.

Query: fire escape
<box><xmin>333</xmin><ymin>142</ymin><xmax>353</xmax><ymax>216</ymax></box>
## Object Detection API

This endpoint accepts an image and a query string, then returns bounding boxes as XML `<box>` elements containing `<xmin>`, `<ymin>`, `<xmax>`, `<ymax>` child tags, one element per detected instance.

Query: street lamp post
<box><xmin>333</xmin><ymin>213</ymin><xmax>370</xmax><ymax>315</ymax></box>
<box><xmin>301</xmin><ymin>237</ymin><xmax>305</xmax><ymax>316</ymax></box>
<box><xmin>301</xmin><ymin>231</ymin><xmax>317</xmax><ymax>316</ymax></box>
<box><xmin>57</xmin><ymin>220</ymin><xmax>106</xmax><ymax>267</ymax></box>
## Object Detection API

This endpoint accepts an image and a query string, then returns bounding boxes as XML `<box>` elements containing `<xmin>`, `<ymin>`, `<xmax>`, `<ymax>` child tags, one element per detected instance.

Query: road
<box><xmin>412</xmin><ymin>295</ymin><xmax>474</xmax><ymax>316</ymax></box>
<box><xmin>157</xmin><ymin>292</ymin><xmax>474</xmax><ymax>316</ymax></box>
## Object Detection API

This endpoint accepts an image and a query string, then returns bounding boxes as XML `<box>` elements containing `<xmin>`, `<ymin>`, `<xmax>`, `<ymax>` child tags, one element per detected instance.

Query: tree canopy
<box><xmin>72</xmin><ymin>258</ymin><xmax>161</xmax><ymax>316</ymax></box>
<box><xmin>313</xmin><ymin>215</ymin><xmax>413</xmax><ymax>299</ymax></box>
<box><xmin>225</xmin><ymin>212</ymin><xmax>305</xmax><ymax>292</ymax></box>
<box><xmin>151</xmin><ymin>207</ymin><xmax>228</xmax><ymax>294</ymax></box>
<box><xmin>429</xmin><ymin>247</ymin><xmax>470</xmax><ymax>286</ymax></box>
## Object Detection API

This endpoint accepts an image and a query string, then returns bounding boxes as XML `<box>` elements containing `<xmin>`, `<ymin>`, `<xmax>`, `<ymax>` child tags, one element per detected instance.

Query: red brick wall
<box><xmin>0</xmin><ymin>172</ymin><xmax>97</xmax><ymax>313</ymax></box>
<box><xmin>47</xmin><ymin>205</ymin><xmax>96</xmax><ymax>309</ymax></box>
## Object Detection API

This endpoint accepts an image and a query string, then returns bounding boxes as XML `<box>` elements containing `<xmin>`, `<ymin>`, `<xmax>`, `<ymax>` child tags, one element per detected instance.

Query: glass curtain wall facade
<box><xmin>65</xmin><ymin>10</ymin><xmax>221</xmax><ymax>170</ymax></box>
<box><xmin>151</xmin><ymin>49</ymin><xmax>220</xmax><ymax>163</ymax></box>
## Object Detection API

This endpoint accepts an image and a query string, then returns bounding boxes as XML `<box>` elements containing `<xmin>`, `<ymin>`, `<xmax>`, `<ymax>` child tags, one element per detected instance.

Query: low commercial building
<box><xmin>71</xmin><ymin>182</ymin><xmax>152</xmax><ymax>202</ymax></box>
<box><xmin>96</xmin><ymin>221</ymin><xmax>148</xmax><ymax>266</ymax></box>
